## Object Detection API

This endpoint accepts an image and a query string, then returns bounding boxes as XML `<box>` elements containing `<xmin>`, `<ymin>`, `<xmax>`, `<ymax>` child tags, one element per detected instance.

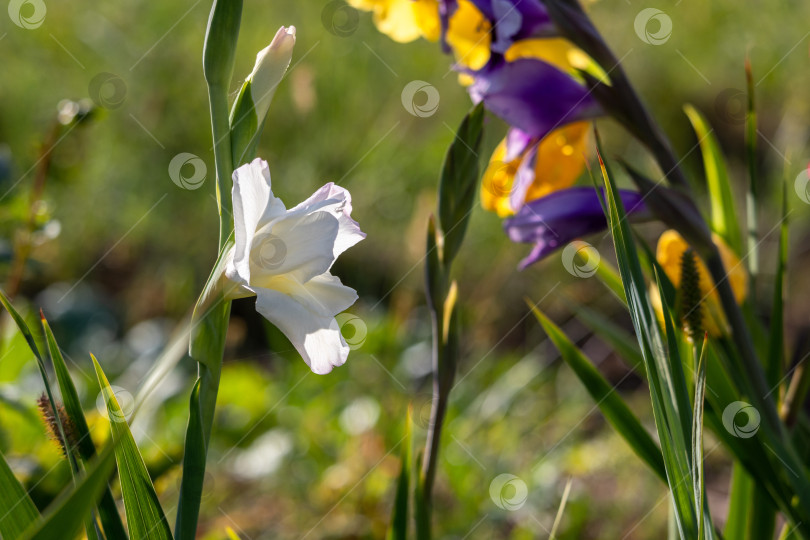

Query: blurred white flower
<box><xmin>224</xmin><ymin>158</ymin><xmax>365</xmax><ymax>374</ymax></box>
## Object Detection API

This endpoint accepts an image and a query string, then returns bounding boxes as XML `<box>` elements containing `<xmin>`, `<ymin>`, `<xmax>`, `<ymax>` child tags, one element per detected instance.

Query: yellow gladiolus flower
<box><xmin>652</xmin><ymin>230</ymin><xmax>748</xmax><ymax>337</ymax></box>
<box><xmin>481</xmin><ymin>122</ymin><xmax>590</xmax><ymax>217</ymax></box>
<box><xmin>348</xmin><ymin>0</ymin><xmax>440</xmax><ymax>43</ymax></box>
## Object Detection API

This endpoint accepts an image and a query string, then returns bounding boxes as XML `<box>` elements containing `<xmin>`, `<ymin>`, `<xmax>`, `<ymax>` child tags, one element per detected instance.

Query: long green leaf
<box><xmin>766</xmin><ymin>179</ymin><xmax>788</xmax><ymax>388</ymax></box>
<box><xmin>0</xmin><ymin>290</ymin><xmax>80</xmax><ymax>476</ymax></box>
<box><xmin>93</xmin><ymin>355</ymin><xmax>173</xmax><ymax>540</ymax></box>
<box><xmin>175</xmin><ymin>379</ymin><xmax>205</xmax><ymax>540</ymax></box>
<box><xmin>683</xmin><ymin>105</ymin><xmax>742</xmax><ymax>254</ymax></box>
<box><xmin>598</xmin><ymin>144</ymin><xmax>698</xmax><ymax>538</ymax></box>
<box><xmin>691</xmin><ymin>337</ymin><xmax>710</xmax><ymax>540</ymax></box>
<box><xmin>0</xmin><ymin>448</ymin><xmax>40</xmax><ymax>539</ymax></box>
<box><xmin>531</xmin><ymin>305</ymin><xmax>666</xmax><ymax>481</ymax></box>
<box><xmin>437</xmin><ymin>103</ymin><xmax>484</xmax><ymax>267</ymax></box>
<box><xmin>387</xmin><ymin>408</ymin><xmax>412</xmax><ymax>540</ymax></box>
<box><xmin>21</xmin><ymin>444</ymin><xmax>116</xmax><ymax>540</ymax></box>
<box><xmin>41</xmin><ymin>316</ymin><xmax>127</xmax><ymax>540</ymax></box>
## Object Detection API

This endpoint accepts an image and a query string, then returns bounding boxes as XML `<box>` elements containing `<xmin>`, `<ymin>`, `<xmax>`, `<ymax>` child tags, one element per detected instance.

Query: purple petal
<box><xmin>469</xmin><ymin>58</ymin><xmax>601</xmax><ymax>140</ymax></box>
<box><xmin>505</xmin><ymin>127</ymin><xmax>534</xmax><ymax>161</ymax></box>
<box><xmin>509</xmin><ymin>142</ymin><xmax>538</xmax><ymax>211</ymax></box>
<box><xmin>470</xmin><ymin>0</ymin><xmax>554</xmax><ymax>52</ymax></box>
<box><xmin>503</xmin><ymin>187</ymin><xmax>648</xmax><ymax>268</ymax></box>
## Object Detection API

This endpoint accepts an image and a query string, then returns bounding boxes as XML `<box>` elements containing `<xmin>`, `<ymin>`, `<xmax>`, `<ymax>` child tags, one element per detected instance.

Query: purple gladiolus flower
<box><xmin>468</xmin><ymin>57</ymin><xmax>601</xmax><ymax>140</ymax></box>
<box><xmin>504</xmin><ymin>187</ymin><xmax>648</xmax><ymax>269</ymax></box>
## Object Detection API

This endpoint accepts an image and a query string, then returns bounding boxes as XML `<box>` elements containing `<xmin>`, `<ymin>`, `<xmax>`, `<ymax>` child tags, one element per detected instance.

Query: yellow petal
<box><xmin>480</xmin><ymin>139</ymin><xmax>519</xmax><ymax>217</ymax></box>
<box><xmin>446</xmin><ymin>0</ymin><xmax>491</xmax><ymax>70</ymax></box>
<box><xmin>372</xmin><ymin>0</ymin><xmax>425</xmax><ymax>43</ymax></box>
<box><xmin>412</xmin><ymin>0</ymin><xmax>441</xmax><ymax>42</ymax></box>
<box><xmin>524</xmin><ymin>122</ymin><xmax>589</xmax><ymax>202</ymax></box>
<box><xmin>504</xmin><ymin>38</ymin><xmax>575</xmax><ymax>73</ymax></box>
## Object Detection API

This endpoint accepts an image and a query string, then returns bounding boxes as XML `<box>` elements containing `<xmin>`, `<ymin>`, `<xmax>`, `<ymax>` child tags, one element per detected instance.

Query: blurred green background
<box><xmin>1</xmin><ymin>0</ymin><xmax>809</xmax><ymax>538</ymax></box>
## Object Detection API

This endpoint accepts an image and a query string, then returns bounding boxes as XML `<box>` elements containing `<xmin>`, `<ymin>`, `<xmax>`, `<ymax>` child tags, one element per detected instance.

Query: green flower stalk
<box><xmin>202</xmin><ymin>0</ymin><xmax>242</xmax><ymax>245</ymax></box>
<box><xmin>177</xmin><ymin>2</ymin><xmax>242</xmax><ymax>538</ymax></box>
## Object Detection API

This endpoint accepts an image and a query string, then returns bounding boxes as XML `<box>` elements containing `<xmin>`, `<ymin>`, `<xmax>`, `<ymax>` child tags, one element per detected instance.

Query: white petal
<box><xmin>231</xmin><ymin>158</ymin><xmax>286</xmax><ymax>282</ymax></box>
<box><xmin>251</xmin><ymin>210</ymin><xmax>339</xmax><ymax>284</ymax></box>
<box><xmin>261</xmin><ymin>273</ymin><xmax>357</xmax><ymax>318</ymax></box>
<box><xmin>222</xmin><ymin>246</ymin><xmax>254</xmax><ymax>299</ymax></box>
<box><xmin>254</xmin><ymin>288</ymin><xmax>349</xmax><ymax>374</ymax></box>
<box><xmin>288</xmin><ymin>182</ymin><xmax>366</xmax><ymax>260</ymax></box>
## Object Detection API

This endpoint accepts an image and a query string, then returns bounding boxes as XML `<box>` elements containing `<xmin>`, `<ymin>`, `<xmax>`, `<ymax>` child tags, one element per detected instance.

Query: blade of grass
<box><xmin>93</xmin><ymin>355</ymin><xmax>173</xmax><ymax>540</ymax></box>
<box><xmin>767</xmin><ymin>179</ymin><xmax>788</xmax><ymax>389</ymax></box>
<box><xmin>41</xmin><ymin>315</ymin><xmax>126</xmax><ymax>540</ymax></box>
<box><xmin>692</xmin><ymin>336</ymin><xmax>709</xmax><ymax>540</ymax></box>
<box><xmin>0</xmin><ymin>290</ymin><xmax>79</xmax><ymax>476</ymax></box>
<box><xmin>0</xmin><ymin>448</ymin><xmax>40</xmax><ymax>539</ymax></box>
<box><xmin>683</xmin><ymin>105</ymin><xmax>742</xmax><ymax>254</ymax></box>
<box><xmin>549</xmin><ymin>477</ymin><xmax>573</xmax><ymax>540</ymax></box>
<box><xmin>597</xmin><ymin>140</ymin><xmax>698</xmax><ymax>537</ymax></box>
<box><xmin>387</xmin><ymin>407</ymin><xmax>412</xmax><ymax>540</ymax></box>
<box><xmin>744</xmin><ymin>60</ymin><xmax>759</xmax><ymax>293</ymax></box>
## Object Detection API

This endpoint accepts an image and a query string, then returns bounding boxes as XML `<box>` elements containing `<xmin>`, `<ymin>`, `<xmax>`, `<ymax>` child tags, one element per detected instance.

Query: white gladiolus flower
<box><xmin>223</xmin><ymin>158</ymin><xmax>365</xmax><ymax>374</ymax></box>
